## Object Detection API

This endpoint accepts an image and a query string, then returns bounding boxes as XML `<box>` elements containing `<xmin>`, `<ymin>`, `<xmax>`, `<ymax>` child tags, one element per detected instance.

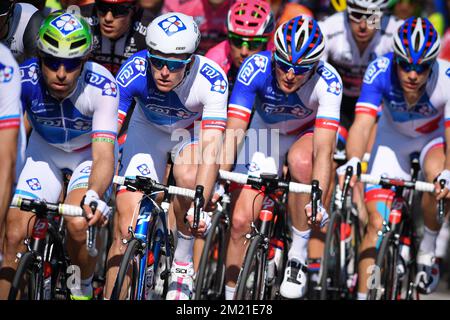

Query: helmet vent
<box><xmin>71</xmin><ymin>38</ymin><xmax>87</xmax><ymax>50</ymax></box>
<box><xmin>43</xmin><ymin>34</ymin><xmax>59</xmax><ymax>48</ymax></box>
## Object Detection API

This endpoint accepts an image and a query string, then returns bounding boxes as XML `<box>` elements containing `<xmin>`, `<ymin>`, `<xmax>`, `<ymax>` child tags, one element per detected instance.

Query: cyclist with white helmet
<box><xmin>0</xmin><ymin>43</ymin><xmax>23</xmax><ymax>267</ymax></box>
<box><xmin>319</xmin><ymin>0</ymin><xmax>403</xmax><ymax>152</ymax></box>
<box><xmin>219</xmin><ymin>16</ymin><xmax>343</xmax><ymax>299</ymax></box>
<box><xmin>0</xmin><ymin>11</ymin><xmax>119</xmax><ymax>300</ymax></box>
<box><xmin>0</xmin><ymin>1</ymin><xmax>44</xmax><ymax>63</ymax></box>
<box><xmin>205</xmin><ymin>0</ymin><xmax>275</xmax><ymax>89</ymax></box>
<box><xmin>104</xmin><ymin>12</ymin><xmax>228</xmax><ymax>300</ymax></box>
<box><xmin>341</xmin><ymin>17</ymin><xmax>450</xmax><ymax>298</ymax></box>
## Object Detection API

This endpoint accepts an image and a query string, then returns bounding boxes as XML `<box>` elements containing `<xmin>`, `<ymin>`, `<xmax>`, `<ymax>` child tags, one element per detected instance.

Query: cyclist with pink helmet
<box><xmin>205</xmin><ymin>0</ymin><xmax>275</xmax><ymax>89</ymax></box>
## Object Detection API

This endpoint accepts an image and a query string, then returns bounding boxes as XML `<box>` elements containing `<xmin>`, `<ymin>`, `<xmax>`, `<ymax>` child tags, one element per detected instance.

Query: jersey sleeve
<box><xmin>355</xmin><ymin>56</ymin><xmax>391</xmax><ymax>117</ymax></box>
<box><xmin>228</xmin><ymin>53</ymin><xmax>268</xmax><ymax>123</ymax></box>
<box><xmin>444</xmin><ymin>66</ymin><xmax>450</xmax><ymax>128</ymax></box>
<box><xmin>197</xmin><ymin>61</ymin><xmax>228</xmax><ymax>131</ymax></box>
<box><xmin>115</xmin><ymin>54</ymin><xmax>148</xmax><ymax>126</ymax></box>
<box><xmin>0</xmin><ymin>52</ymin><xmax>21</xmax><ymax>130</ymax></box>
<box><xmin>88</xmin><ymin>71</ymin><xmax>119</xmax><ymax>143</ymax></box>
<box><xmin>314</xmin><ymin>64</ymin><xmax>342</xmax><ymax>131</ymax></box>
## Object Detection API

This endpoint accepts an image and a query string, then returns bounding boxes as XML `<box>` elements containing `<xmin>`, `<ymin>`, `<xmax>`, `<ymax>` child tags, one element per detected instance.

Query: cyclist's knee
<box><xmin>66</xmin><ymin>218</ymin><xmax>88</xmax><ymax>242</ymax></box>
<box><xmin>4</xmin><ymin>210</ymin><xmax>29</xmax><ymax>253</ymax></box>
<box><xmin>173</xmin><ymin>164</ymin><xmax>197</xmax><ymax>189</ymax></box>
<box><xmin>287</xmin><ymin>152</ymin><xmax>312</xmax><ymax>182</ymax></box>
<box><xmin>230</xmin><ymin>208</ymin><xmax>252</xmax><ymax>240</ymax></box>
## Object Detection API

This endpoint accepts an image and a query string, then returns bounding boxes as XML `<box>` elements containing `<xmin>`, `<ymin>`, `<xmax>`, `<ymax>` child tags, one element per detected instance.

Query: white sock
<box><xmin>174</xmin><ymin>231</ymin><xmax>194</xmax><ymax>263</ymax></box>
<box><xmin>436</xmin><ymin>221</ymin><xmax>450</xmax><ymax>258</ymax></box>
<box><xmin>420</xmin><ymin>226</ymin><xmax>439</xmax><ymax>254</ymax></box>
<box><xmin>357</xmin><ymin>292</ymin><xmax>367</xmax><ymax>300</ymax></box>
<box><xmin>225</xmin><ymin>285</ymin><xmax>235</xmax><ymax>300</ymax></box>
<box><xmin>70</xmin><ymin>274</ymin><xmax>93</xmax><ymax>297</ymax></box>
<box><xmin>288</xmin><ymin>226</ymin><xmax>310</xmax><ymax>264</ymax></box>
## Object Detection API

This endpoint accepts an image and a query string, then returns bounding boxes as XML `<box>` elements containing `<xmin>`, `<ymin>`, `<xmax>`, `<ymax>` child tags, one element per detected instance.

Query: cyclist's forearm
<box><xmin>346</xmin><ymin>119</ymin><xmax>374</xmax><ymax>160</ymax></box>
<box><xmin>219</xmin><ymin>117</ymin><xmax>248</xmax><ymax>172</ymax></box>
<box><xmin>196</xmin><ymin>129</ymin><xmax>223</xmax><ymax>203</ymax></box>
<box><xmin>312</xmin><ymin>147</ymin><xmax>333</xmax><ymax>198</ymax></box>
<box><xmin>0</xmin><ymin>135</ymin><xmax>17</xmax><ymax>228</ymax></box>
<box><xmin>88</xmin><ymin>144</ymin><xmax>115</xmax><ymax>198</ymax></box>
<box><xmin>444</xmin><ymin>127</ymin><xmax>450</xmax><ymax>170</ymax></box>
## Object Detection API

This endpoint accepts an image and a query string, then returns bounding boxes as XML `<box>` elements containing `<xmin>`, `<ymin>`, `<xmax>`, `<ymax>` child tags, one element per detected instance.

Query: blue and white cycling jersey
<box><xmin>356</xmin><ymin>53</ymin><xmax>450</xmax><ymax>138</ymax></box>
<box><xmin>20</xmin><ymin>59</ymin><xmax>119</xmax><ymax>152</ymax></box>
<box><xmin>116</xmin><ymin>50</ymin><xmax>228</xmax><ymax>133</ymax></box>
<box><xmin>228</xmin><ymin>51</ymin><xmax>342</xmax><ymax>135</ymax></box>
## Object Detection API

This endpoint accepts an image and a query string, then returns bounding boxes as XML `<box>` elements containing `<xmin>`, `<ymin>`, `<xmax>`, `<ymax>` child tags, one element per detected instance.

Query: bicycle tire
<box><xmin>8</xmin><ymin>251</ymin><xmax>39</xmax><ymax>300</ymax></box>
<box><xmin>110</xmin><ymin>238</ymin><xmax>141</xmax><ymax>300</ymax></box>
<box><xmin>368</xmin><ymin>231</ymin><xmax>397</xmax><ymax>300</ymax></box>
<box><xmin>320</xmin><ymin>210</ymin><xmax>342</xmax><ymax>300</ymax></box>
<box><xmin>235</xmin><ymin>234</ymin><xmax>267</xmax><ymax>300</ymax></box>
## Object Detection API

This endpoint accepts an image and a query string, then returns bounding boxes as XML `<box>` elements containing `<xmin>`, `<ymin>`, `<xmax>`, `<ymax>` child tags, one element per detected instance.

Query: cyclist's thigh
<box><xmin>420</xmin><ymin>136</ymin><xmax>445</xmax><ymax>181</ymax></box>
<box><xmin>172</xmin><ymin>138</ymin><xmax>198</xmax><ymax>188</ymax></box>
<box><xmin>287</xmin><ymin>132</ymin><xmax>313</xmax><ymax>182</ymax></box>
<box><xmin>229</xmin><ymin>186</ymin><xmax>265</xmax><ymax>234</ymax></box>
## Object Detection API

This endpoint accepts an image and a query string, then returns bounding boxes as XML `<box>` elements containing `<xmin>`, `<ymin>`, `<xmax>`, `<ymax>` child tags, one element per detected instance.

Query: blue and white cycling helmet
<box><xmin>274</xmin><ymin>15</ymin><xmax>325</xmax><ymax>65</ymax></box>
<box><xmin>393</xmin><ymin>17</ymin><xmax>441</xmax><ymax>64</ymax></box>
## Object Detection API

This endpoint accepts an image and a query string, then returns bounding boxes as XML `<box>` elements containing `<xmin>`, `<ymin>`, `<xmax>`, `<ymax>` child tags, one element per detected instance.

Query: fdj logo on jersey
<box><xmin>158</xmin><ymin>15</ymin><xmax>186</xmax><ymax>36</ymax></box>
<box><xmin>200</xmin><ymin>64</ymin><xmax>227</xmax><ymax>94</ymax></box>
<box><xmin>0</xmin><ymin>63</ymin><xmax>13</xmax><ymax>83</ymax></box>
<box><xmin>26</xmin><ymin>178</ymin><xmax>42</xmax><ymax>191</ymax></box>
<box><xmin>317</xmin><ymin>65</ymin><xmax>342</xmax><ymax>96</ymax></box>
<box><xmin>117</xmin><ymin>57</ymin><xmax>146</xmax><ymax>87</ymax></box>
<box><xmin>238</xmin><ymin>54</ymin><xmax>268</xmax><ymax>85</ymax></box>
<box><xmin>85</xmin><ymin>72</ymin><xmax>117</xmax><ymax>97</ymax></box>
<box><xmin>364</xmin><ymin>57</ymin><xmax>390</xmax><ymax>84</ymax></box>
<box><xmin>50</xmin><ymin>13</ymin><xmax>83</xmax><ymax>36</ymax></box>
<box><xmin>137</xmin><ymin>164</ymin><xmax>151</xmax><ymax>176</ymax></box>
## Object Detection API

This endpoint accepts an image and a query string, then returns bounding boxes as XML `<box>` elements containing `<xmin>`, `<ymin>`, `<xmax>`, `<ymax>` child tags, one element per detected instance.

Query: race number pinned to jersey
<box><xmin>200</xmin><ymin>63</ymin><xmax>227</xmax><ymax>94</ymax></box>
<box><xmin>0</xmin><ymin>63</ymin><xmax>13</xmax><ymax>83</ymax></box>
<box><xmin>363</xmin><ymin>57</ymin><xmax>390</xmax><ymax>84</ymax></box>
<box><xmin>50</xmin><ymin>13</ymin><xmax>83</xmax><ymax>36</ymax></box>
<box><xmin>238</xmin><ymin>54</ymin><xmax>268</xmax><ymax>86</ymax></box>
<box><xmin>317</xmin><ymin>65</ymin><xmax>342</xmax><ymax>96</ymax></box>
<box><xmin>158</xmin><ymin>15</ymin><xmax>187</xmax><ymax>36</ymax></box>
<box><xmin>26</xmin><ymin>178</ymin><xmax>42</xmax><ymax>191</ymax></box>
<box><xmin>20</xmin><ymin>62</ymin><xmax>40</xmax><ymax>85</ymax></box>
<box><xmin>85</xmin><ymin>71</ymin><xmax>117</xmax><ymax>97</ymax></box>
<box><xmin>117</xmin><ymin>57</ymin><xmax>147</xmax><ymax>88</ymax></box>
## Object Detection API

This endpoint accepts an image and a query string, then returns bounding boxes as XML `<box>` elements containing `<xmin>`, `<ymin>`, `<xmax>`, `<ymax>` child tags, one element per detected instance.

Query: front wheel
<box><xmin>235</xmin><ymin>234</ymin><xmax>267</xmax><ymax>300</ymax></box>
<box><xmin>8</xmin><ymin>251</ymin><xmax>41</xmax><ymax>300</ymax></box>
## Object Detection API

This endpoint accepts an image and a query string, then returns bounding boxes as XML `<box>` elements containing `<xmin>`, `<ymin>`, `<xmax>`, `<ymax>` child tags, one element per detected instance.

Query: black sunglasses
<box><xmin>41</xmin><ymin>55</ymin><xmax>83</xmax><ymax>72</ymax></box>
<box><xmin>96</xmin><ymin>1</ymin><xmax>134</xmax><ymax>18</ymax></box>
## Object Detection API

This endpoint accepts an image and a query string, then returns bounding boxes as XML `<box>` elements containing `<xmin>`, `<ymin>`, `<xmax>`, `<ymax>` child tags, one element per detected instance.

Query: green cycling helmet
<box><xmin>37</xmin><ymin>11</ymin><xmax>92</xmax><ymax>59</ymax></box>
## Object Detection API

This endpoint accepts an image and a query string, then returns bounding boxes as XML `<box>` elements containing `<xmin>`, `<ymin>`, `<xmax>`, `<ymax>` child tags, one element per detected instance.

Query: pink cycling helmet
<box><xmin>227</xmin><ymin>0</ymin><xmax>275</xmax><ymax>37</ymax></box>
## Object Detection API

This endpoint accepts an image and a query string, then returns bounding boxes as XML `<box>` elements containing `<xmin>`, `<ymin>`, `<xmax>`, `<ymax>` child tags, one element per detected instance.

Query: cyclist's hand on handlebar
<box><xmin>186</xmin><ymin>207</ymin><xmax>212</xmax><ymax>238</ymax></box>
<box><xmin>82</xmin><ymin>190</ymin><xmax>110</xmax><ymax>227</ymax></box>
<box><xmin>205</xmin><ymin>181</ymin><xmax>225</xmax><ymax>212</ymax></box>
<box><xmin>305</xmin><ymin>202</ymin><xmax>328</xmax><ymax>226</ymax></box>
<box><xmin>336</xmin><ymin>156</ymin><xmax>360</xmax><ymax>188</ymax></box>
<box><xmin>434</xmin><ymin>170</ymin><xmax>450</xmax><ymax>201</ymax></box>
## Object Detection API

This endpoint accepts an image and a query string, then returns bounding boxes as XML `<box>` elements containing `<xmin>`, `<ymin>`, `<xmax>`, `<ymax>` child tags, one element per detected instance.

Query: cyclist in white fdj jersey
<box><xmin>339</xmin><ymin>17</ymin><xmax>450</xmax><ymax>299</ymax></box>
<box><xmin>0</xmin><ymin>1</ymin><xmax>44</xmax><ymax>64</ymax></box>
<box><xmin>104</xmin><ymin>12</ymin><xmax>228</xmax><ymax>300</ymax></box>
<box><xmin>0</xmin><ymin>43</ymin><xmax>22</xmax><ymax>267</ymax></box>
<box><xmin>218</xmin><ymin>16</ymin><xmax>342</xmax><ymax>299</ymax></box>
<box><xmin>0</xmin><ymin>12</ymin><xmax>119</xmax><ymax>300</ymax></box>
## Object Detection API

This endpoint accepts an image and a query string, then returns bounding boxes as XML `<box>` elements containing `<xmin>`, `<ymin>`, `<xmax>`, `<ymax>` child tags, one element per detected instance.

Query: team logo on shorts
<box><xmin>137</xmin><ymin>164</ymin><xmax>151</xmax><ymax>176</ymax></box>
<box><xmin>80</xmin><ymin>166</ymin><xmax>91</xmax><ymax>174</ymax></box>
<box><xmin>245</xmin><ymin>162</ymin><xmax>260</xmax><ymax>173</ymax></box>
<box><xmin>158</xmin><ymin>15</ymin><xmax>187</xmax><ymax>36</ymax></box>
<box><xmin>50</xmin><ymin>13</ymin><xmax>83</xmax><ymax>36</ymax></box>
<box><xmin>0</xmin><ymin>64</ymin><xmax>13</xmax><ymax>83</ymax></box>
<box><xmin>26</xmin><ymin>178</ymin><xmax>42</xmax><ymax>191</ymax></box>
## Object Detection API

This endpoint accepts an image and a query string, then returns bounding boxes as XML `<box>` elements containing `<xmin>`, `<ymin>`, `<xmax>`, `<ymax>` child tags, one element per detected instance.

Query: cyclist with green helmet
<box><xmin>0</xmin><ymin>11</ymin><xmax>119</xmax><ymax>300</ymax></box>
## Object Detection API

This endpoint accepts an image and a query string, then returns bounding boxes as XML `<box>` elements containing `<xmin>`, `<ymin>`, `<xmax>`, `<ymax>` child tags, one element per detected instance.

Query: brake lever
<box><xmin>87</xmin><ymin>202</ymin><xmax>98</xmax><ymax>257</ymax></box>
<box><xmin>438</xmin><ymin>179</ymin><xmax>446</xmax><ymax>225</ymax></box>
<box><xmin>311</xmin><ymin>180</ymin><xmax>321</xmax><ymax>225</ymax></box>
<box><xmin>193</xmin><ymin>185</ymin><xmax>205</xmax><ymax>229</ymax></box>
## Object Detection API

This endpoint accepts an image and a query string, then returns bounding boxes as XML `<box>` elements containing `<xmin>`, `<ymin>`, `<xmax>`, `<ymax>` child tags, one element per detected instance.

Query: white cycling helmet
<box><xmin>145</xmin><ymin>12</ymin><xmax>200</xmax><ymax>55</ymax></box>
<box><xmin>347</xmin><ymin>0</ymin><xmax>390</xmax><ymax>10</ymax></box>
